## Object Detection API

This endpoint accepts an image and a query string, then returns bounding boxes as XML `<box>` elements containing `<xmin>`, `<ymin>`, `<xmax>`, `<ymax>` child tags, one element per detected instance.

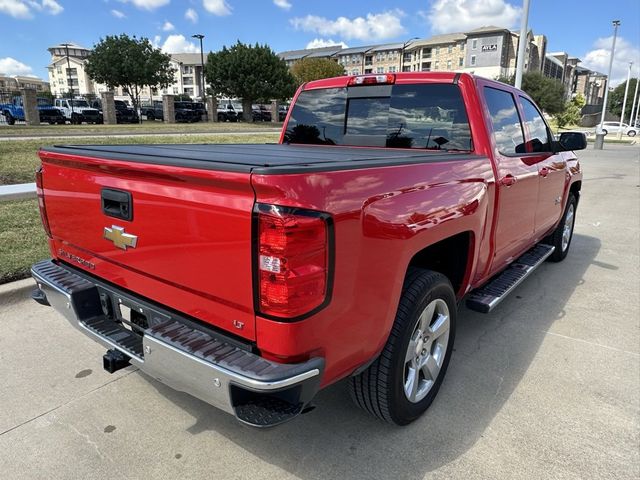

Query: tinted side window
<box><xmin>484</xmin><ymin>87</ymin><xmax>525</xmax><ymax>155</ymax></box>
<box><xmin>285</xmin><ymin>88</ymin><xmax>347</xmax><ymax>145</ymax></box>
<box><xmin>520</xmin><ymin>97</ymin><xmax>551</xmax><ymax>152</ymax></box>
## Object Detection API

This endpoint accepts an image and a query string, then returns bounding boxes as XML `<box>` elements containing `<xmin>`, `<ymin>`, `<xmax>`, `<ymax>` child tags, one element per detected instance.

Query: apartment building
<box><xmin>47</xmin><ymin>43</ymin><xmax>95</xmax><ymax>96</ymax></box>
<box><xmin>0</xmin><ymin>73</ymin><xmax>50</xmax><ymax>92</ymax></box>
<box><xmin>278</xmin><ymin>26</ymin><xmax>547</xmax><ymax>81</ymax></box>
<box><xmin>46</xmin><ymin>44</ymin><xmax>207</xmax><ymax>100</ymax></box>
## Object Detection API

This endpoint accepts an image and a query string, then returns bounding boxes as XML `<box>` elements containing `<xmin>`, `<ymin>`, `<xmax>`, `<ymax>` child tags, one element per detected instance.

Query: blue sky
<box><xmin>1</xmin><ymin>0</ymin><xmax>639</xmax><ymax>85</ymax></box>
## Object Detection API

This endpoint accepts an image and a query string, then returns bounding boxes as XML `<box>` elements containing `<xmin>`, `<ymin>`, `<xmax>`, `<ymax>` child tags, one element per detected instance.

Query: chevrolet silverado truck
<box><xmin>1</xmin><ymin>96</ymin><xmax>65</xmax><ymax>125</ymax></box>
<box><xmin>31</xmin><ymin>73</ymin><xmax>586</xmax><ymax>427</ymax></box>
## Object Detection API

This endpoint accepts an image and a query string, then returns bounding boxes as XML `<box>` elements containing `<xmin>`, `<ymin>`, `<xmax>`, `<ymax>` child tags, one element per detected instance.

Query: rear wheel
<box><xmin>4</xmin><ymin>112</ymin><xmax>15</xmax><ymax>125</ymax></box>
<box><xmin>628</xmin><ymin>130</ymin><xmax>637</xmax><ymax>137</ymax></box>
<box><xmin>547</xmin><ymin>193</ymin><xmax>577</xmax><ymax>262</ymax></box>
<box><xmin>349</xmin><ymin>268</ymin><xmax>456</xmax><ymax>425</ymax></box>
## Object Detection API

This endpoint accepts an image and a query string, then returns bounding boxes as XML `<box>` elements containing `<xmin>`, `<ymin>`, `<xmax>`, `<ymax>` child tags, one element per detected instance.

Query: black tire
<box><xmin>349</xmin><ymin>268</ymin><xmax>457</xmax><ymax>425</ymax></box>
<box><xmin>602</xmin><ymin>129</ymin><xmax>608</xmax><ymax>135</ymax></box>
<box><xmin>5</xmin><ymin>112</ymin><xmax>15</xmax><ymax>125</ymax></box>
<box><xmin>147</xmin><ymin>111</ymin><xmax>155</xmax><ymax>121</ymax></box>
<box><xmin>628</xmin><ymin>130</ymin><xmax>636</xmax><ymax>137</ymax></box>
<box><xmin>547</xmin><ymin>193</ymin><xmax>577</xmax><ymax>262</ymax></box>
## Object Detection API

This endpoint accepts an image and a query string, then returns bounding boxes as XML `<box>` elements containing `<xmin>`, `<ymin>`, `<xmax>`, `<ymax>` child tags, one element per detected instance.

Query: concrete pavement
<box><xmin>0</xmin><ymin>145</ymin><xmax>638</xmax><ymax>480</ymax></box>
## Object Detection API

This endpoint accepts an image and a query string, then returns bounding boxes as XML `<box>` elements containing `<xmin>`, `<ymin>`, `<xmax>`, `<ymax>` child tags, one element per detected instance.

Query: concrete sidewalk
<box><xmin>0</xmin><ymin>145</ymin><xmax>638</xmax><ymax>480</ymax></box>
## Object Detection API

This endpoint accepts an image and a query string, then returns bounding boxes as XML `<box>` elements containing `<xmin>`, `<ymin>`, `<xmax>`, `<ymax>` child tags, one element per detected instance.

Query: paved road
<box><xmin>0</xmin><ymin>145</ymin><xmax>638</xmax><ymax>480</ymax></box>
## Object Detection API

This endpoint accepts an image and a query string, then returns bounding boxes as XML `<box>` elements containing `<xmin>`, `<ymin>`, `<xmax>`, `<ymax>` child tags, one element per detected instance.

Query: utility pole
<box><xmin>595</xmin><ymin>20</ymin><xmax>620</xmax><ymax>150</ymax></box>
<box><xmin>514</xmin><ymin>0</ymin><xmax>531</xmax><ymax>89</ymax></box>
<box><xmin>617</xmin><ymin>61</ymin><xmax>633</xmax><ymax>139</ymax></box>
<box><xmin>192</xmin><ymin>34</ymin><xmax>206</xmax><ymax>119</ymax></box>
<box><xmin>61</xmin><ymin>43</ymin><xmax>74</xmax><ymax>120</ymax></box>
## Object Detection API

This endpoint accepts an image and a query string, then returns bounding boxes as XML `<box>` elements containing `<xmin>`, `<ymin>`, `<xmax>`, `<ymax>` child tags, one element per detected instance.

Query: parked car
<box><xmin>54</xmin><ymin>98</ymin><xmax>101</xmax><ymax>124</ymax></box>
<box><xmin>252</xmin><ymin>104</ymin><xmax>272</xmax><ymax>122</ymax></box>
<box><xmin>0</xmin><ymin>96</ymin><xmax>65</xmax><ymax>125</ymax></box>
<box><xmin>91</xmin><ymin>99</ymin><xmax>139</xmax><ymax>124</ymax></box>
<box><xmin>190</xmin><ymin>102</ymin><xmax>207</xmax><ymax>120</ymax></box>
<box><xmin>32</xmin><ymin>72</ymin><xmax>586</xmax><ymax>427</ymax></box>
<box><xmin>142</xmin><ymin>100</ymin><xmax>199</xmax><ymax>122</ymax></box>
<box><xmin>600</xmin><ymin>121</ymin><xmax>637</xmax><ymax>136</ymax></box>
<box><xmin>217</xmin><ymin>103</ymin><xmax>238</xmax><ymax>122</ymax></box>
<box><xmin>278</xmin><ymin>105</ymin><xmax>288</xmax><ymax>122</ymax></box>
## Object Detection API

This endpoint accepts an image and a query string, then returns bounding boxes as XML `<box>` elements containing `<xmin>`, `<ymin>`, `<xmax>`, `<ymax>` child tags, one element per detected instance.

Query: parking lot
<box><xmin>0</xmin><ymin>144</ymin><xmax>638</xmax><ymax>480</ymax></box>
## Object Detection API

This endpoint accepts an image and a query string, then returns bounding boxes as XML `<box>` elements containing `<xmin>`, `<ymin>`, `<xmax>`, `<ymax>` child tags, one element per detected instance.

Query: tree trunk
<box><xmin>242</xmin><ymin>98</ymin><xmax>253</xmax><ymax>122</ymax></box>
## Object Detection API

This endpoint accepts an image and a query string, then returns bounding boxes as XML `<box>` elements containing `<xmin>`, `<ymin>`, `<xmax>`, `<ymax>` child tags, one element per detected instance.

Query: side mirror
<box><xmin>558</xmin><ymin>132</ymin><xmax>587</xmax><ymax>151</ymax></box>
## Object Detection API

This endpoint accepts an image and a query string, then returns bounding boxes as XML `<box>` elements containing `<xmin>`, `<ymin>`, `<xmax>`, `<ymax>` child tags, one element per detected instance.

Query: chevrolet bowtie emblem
<box><xmin>103</xmin><ymin>225</ymin><xmax>138</xmax><ymax>250</ymax></box>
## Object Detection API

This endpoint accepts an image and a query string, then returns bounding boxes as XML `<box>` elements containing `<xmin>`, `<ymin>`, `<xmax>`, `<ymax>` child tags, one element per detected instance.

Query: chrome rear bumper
<box><xmin>31</xmin><ymin>260</ymin><xmax>323</xmax><ymax>427</ymax></box>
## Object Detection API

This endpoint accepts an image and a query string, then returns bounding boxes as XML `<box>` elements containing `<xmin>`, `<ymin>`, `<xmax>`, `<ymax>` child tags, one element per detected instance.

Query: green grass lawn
<box><xmin>0</xmin><ymin>121</ymin><xmax>281</xmax><ymax>137</ymax></box>
<box><xmin>0</xmin><ymin>132</ymin><xmax>279</xmax><ymax>185</ymax></box>
<box><xmin>0</xmin><ymin>199</ymin><xmax>49</xmax><ymax>284</ymax></box>
<box><xmin>0</xmin><ymin>132</ymin><xmax>279</xmax><ymax>283</ymax></box>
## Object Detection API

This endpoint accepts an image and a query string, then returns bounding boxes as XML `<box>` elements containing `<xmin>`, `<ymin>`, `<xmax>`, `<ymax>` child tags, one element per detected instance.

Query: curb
<box><xmin>0</xmin><ymin>278</ymin><xmax>35</xmax><ymax>306</ymax></box>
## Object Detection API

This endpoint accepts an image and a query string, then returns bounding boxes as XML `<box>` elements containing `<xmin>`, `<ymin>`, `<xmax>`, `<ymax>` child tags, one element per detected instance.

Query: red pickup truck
<box><xmin>31</xmin><ymin>72</ymin><xmax>586</xmax><ymax>427</ymax></box>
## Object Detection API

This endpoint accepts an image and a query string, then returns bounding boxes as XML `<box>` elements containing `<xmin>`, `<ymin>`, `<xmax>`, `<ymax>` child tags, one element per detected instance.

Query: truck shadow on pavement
<box><xmin>145</xmin><ymin>233</ymin><xmax>601</xmax><ymax>480</ymax></box>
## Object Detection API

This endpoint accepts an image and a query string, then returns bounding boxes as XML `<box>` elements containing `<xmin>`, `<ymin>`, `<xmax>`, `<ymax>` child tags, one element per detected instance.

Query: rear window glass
<box><xmin>284</xmin><ymin>83</ymin><xmax>472</xmax><ymax>151</ymax></box>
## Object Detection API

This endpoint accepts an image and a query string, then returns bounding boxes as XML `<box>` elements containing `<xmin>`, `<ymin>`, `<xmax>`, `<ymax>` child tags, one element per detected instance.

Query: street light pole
<box><xmin>627</xmin><ymin>67</ymin><xmax>639</xmax><ymax>130</ymax></box>
<box><xmin>595</xmin><ymin>20</ymin><xmax>620</xmax><ymax>150</ymax></box>
<box><xmin>61</xmin><ymin>43</ymin><xmax>74</xmax><ymax>119</ymax></box>
<box><xmin>514</xmin><ymin>0</ymin><xmax>531</xmax><ymax>89</ymax></box>
<box><xmin>400</xmin><ymin>37</ymin><xmax>418</xmax><ymax>73</ymax></box>
<box><xmin>192</xmin><ymin>34</ymin><xmax>206</xmax><ymax>119</ymax></box>
<box><xmin>617</xmin><ymin>61</ymin><xmax>633</xmax><ymax>139</ymax></box>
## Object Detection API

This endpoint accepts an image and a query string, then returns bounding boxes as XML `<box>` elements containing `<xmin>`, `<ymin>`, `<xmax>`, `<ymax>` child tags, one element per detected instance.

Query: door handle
<box><xmin>500</xmin><ymin>174</ymin><xmax>517</xmax><ymax>187</ymax></box>
<box><xmin>101</xmin><ymin>188</ymin><xmax>133</xmax><ymax>221</ymax></box>
<box><xmin>539</xmin><ymin>167</ymin><xmax>550</xmax><ymax>177</ymax></box>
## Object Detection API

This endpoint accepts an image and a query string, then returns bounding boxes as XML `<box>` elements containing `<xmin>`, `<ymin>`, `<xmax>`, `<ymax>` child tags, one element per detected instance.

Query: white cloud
<box><xmin>162</xmin><ymin>20</ymin><xmax>174</xmax><ymax>31</ymax></box>
<box><xmin>202</xmin><ymin>0</ymin><xmax>231</xmax><ymax>16</ymax></box>
<box><xmin>273</xmin><ymin>0</ymin><xmax>291</xmax><ymax>11</ymax></box>
<box><xmin>185</xmin><ymin>7</ymin><xmax>197</xmax><ymax>23</ymax></box>
<box><xmin>582</xmin><ymin>36</ymin><xmax>640</xmax><ymax>87</ymax></box>
<box><xmin>161</xmin><ymin>34</ymin><xmax>199</xmax><ymax>53</ymax></box>
<box><xmin>306</xmin><ymin>38</ymin><xmax>348</xmax><ymax>49</ymax></box>
<box><xmin>0</xmin><ymin>0</ymin><xmax>63</xmax><ymax>18</ymax></box>
<box><xmin>0</xmin><ymin>0</ymin><xmax>31</xmax><ymax>18</ymax></box>
<box><xmin>111</xmin><ymin>9</ymin><xmax>126</xmax><ymax>18</ymax></box>
<box><xmin>119</xmin><ymin>0</ymin><xmax>169</xmax><ymax>11</ymax></box>
<box><xmin>291</xmin><ymin>10</ymin><xmax>405</xmax><ymax>41</ymax></box>
<box><xmin>41</xmin><ymin>0</ymin><xmax>62</xmax><ymax>15</ymax></box>
<box><xmin>424</xmin><ymin>0</ymin><xmax>521</xmax><ymax>34</ymax></box>
<box><xmin>152</xmin><ymin>35</ymin><xmax>162</xmax><ymax>48</ymax></box>
<box><xmin>0</xmin><ymin>56</ymin><xmax>33</xmax><ymax>75</ymax></box>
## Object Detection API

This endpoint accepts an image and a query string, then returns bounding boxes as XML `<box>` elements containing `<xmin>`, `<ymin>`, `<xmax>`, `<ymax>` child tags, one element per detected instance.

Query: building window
<box><xmin>434</xmin><ymin>61</ymin><xmax>439</xmax><ymax>70</ymax></box>
<box><xmin>435</xmin><ymin>46</ymin><xmax>440</xmax><ymax>55</ymax></box>
<box><xmin>421</xmin><ymin>62</ymin><xmax>431</xmax><ymax>72</ymax></box>
<box><xmin>365</xmin><ymin>55</ymin><xmax>373</xmax><ymax>66</ymax></box>
<box><xmin>447</xmin><ymin>60</ymin><xmax>452</xmax><ymax>70</ymax></box>
<box><xmin>376</xmin><ymin>67</ymin><xmax>384</xmax><ymax>73</ymax></box>
<box><xmin>364</xmin><ymin>68</ymin><xmax>373</xmax><ymax>74</ymax></box>
<box><xmin>459</xmin><ymin>42</ymin><xmax>465</xmax><ymax>50</ymax></box>
<box><xmin>66</xmin><ymin>68</ymin><xmax>77</xmax><ymax>76</ymax></box>
<box><xmin>184</xmin><ymin>87</ymin><xmax>194</xmax><ymax>95</ymax></box>
<box><xmin>422</xmin><ymin>47</ymin><xmax>432</xmax><ymax>58</ymax></box>
<box><xmin>183</xmin><ymin>66</ymin><xmax>193</xmax><ymax>74</ymax></box>
<box><xmin>402</xmin><ymin>66</ymin><xmax>411</xmax><ymax>72</ymax></box>
<box><xmin>470</xmin><ymin>55</ymin><xmax>476</xmax><ymax>66</ymax></box>
<box><xmin>448</xmin><ymin>45</ymin><xmax>453</xmax><ymax>54</ymax></box>
<box><xmin>56</xmin><ymin>67</ymin><xmax>62</xmax><ymax>75</ymax></box>
<box><xmin>459</xmin><ymin>57</ymin><xmax>464</xmax><ymax>67</ymax></box>
<box><xmin>389</xmin><ymin>66</ymin><xmax>397</xmax><ymax>73</ymax></box>
<box><xmin>183</xmin><ymin>76</ymin><xmax>193</xmax><ymax>85</ymax></box>
<box><xmin>471</xmin><ymin>39</ymin><xmax>477</xmax><ymax>50</ymax></box>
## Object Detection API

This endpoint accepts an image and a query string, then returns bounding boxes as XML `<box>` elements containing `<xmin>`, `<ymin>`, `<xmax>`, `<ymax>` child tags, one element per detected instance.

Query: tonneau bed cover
<box><xmin>42</xmin><ymin>143</ymin><xmax>478</xmax><ymax>174</ymax></box>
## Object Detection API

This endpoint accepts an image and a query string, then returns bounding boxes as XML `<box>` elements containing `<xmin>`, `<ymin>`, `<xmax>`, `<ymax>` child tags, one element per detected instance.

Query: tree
<box><xmin>290</xmin><ymin>58</ymin><xmax>345</xmax><ymax>85</ymax></box>
<box><xmin>494</xmin><ymin>72</ymin><xmax>565</xmax><ymax>115</ymax></box>
<box><xmin>206</xmin><ymin>42</ymin><xmax>296</xmax><ymax>121</ymax></box>
<box><xmin>609</xmin><ymin>78</ymin><xmax>638</xmax><ymax>119</ymax></box>
<box><xmin>556</xmin><ymin>94</ymin><xmax>586</xmax><ymax>129</ymax></box>
<box><xmin>86</xmin><ymin>34</ymin><xmax>176</xmax><ymax>121</ymax></box>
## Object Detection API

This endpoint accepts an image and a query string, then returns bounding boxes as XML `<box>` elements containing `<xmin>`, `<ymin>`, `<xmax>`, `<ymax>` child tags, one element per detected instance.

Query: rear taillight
<box><xmin>35</xmin><ymin>166</ymin><xmax>52</xmax><ymax>238</ymax></box>
<box><xmin>255</xmin><ymin>204</ymin><xmax>333</xmax><ymax>320</ymax></box>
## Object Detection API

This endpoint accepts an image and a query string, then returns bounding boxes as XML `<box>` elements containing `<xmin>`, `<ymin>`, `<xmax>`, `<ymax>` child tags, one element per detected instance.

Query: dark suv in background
<box><xmin>142</xmin><ymin>100</ymin><xmax>200</xmax><ymax>122</ymax></box>
<box><xmin>91</xmin><ymin>99</ymin><xmax>139</xmax><ymax>124</ymax></box>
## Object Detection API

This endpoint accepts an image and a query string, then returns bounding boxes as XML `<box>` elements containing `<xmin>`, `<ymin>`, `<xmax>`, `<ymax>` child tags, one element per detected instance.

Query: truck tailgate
<box><xmin>39</xmin><ymin>147</ymin><xmax>257</xmax><ymax>340</ymax></box>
